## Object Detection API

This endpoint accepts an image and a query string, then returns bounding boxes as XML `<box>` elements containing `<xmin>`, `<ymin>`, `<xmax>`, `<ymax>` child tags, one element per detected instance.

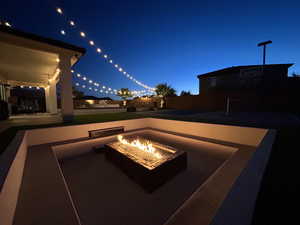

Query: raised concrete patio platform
<box><xmin>0</xmin><ymin>118</ymin><xmax>276</xmax><ymax>225</ymax></box>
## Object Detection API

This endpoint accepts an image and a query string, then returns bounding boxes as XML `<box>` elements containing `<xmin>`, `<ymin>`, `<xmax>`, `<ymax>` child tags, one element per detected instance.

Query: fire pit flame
<box><xmin>117</xmin><ymin>135</ymin><xmax>162</xmax><ymax>159</ymax></box>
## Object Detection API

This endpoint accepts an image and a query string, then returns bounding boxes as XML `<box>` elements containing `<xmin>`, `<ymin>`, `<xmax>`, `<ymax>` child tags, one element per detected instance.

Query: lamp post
<box><xmin>257</xmin><ymin>40</ymin><xmax>272</xmax><ymax>65</ymax></box>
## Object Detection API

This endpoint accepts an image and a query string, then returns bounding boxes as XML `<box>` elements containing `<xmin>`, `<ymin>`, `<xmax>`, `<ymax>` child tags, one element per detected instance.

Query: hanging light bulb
<box><xmin>89</xmin><ymin>40</ymin><xmax>94</xmax><ymax>46</ymax></box>
<box><xmin>80</xmin><ymin>32</ymin><xmax>86</xmax><ymax>37</ymax></box>
<box><xmin>77</xmin><ymin>73</ymin><xmax>81</xmax><ymax>77</ymax></box>
<box><xmin>69</xmin><ymin>20</ymin><xmax>75</xmax><ymax>26</ymax></box>
<box><xmin>56</xmin><ymin>8</ymin><xmax>63</xmax><ymax>14</ymax></box>
<box><xmin>103</xmin><ymin>54</ymin><xmax>108</xmax><ymax>58</ymax></box>
<box><xmin>60</xmin><ymin>30</ymin><xmax>66</xmax><ymax>35</ymax></box>
<box><xmin>109</xmin><ymin>60</ymin><xmax>113</xmax><ymax>63</ymax></box>
<box><xmin>97</xmin><ymin>48</ymin><xmax>101</xmax><ymax>53</ymax></box>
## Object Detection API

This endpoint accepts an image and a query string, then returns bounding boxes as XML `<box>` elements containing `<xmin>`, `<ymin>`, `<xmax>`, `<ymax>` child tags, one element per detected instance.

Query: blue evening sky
<box><xmin>1</xmin><ymin>0</ymin><xmax>300</xmax><ymax>97</ymax></box>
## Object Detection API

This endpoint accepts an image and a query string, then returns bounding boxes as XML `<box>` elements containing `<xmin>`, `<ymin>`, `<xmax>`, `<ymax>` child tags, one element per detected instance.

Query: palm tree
<box><xmin>155</xmin><ymin>83</ymin><xmax>176</xmax><ymax>97</ymax></box>
<box><xmin>155</xmin><ymin>83</ymin><xmax>176</xmax><ymax>108</ymax></box>
<box><xmin>117</xmin><ymin>88</ymin><xmax>133</xmax><ymax>106</ymax></box>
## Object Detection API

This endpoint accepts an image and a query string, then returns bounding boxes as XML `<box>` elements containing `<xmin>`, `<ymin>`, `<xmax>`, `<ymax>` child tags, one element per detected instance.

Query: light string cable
<box><xmin>72</xmin><ymin>70</ymin><xmax>153</xmax><ymax>97</ymax></box>
<box><xmin>55</xmin><ymin>7</ymin><xmax>155</xmax><ymax>92</ymax></box>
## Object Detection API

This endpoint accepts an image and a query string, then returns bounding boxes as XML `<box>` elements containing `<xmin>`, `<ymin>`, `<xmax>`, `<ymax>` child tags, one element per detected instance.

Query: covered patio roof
<box><xmin>0</xmin><ymin>25</ymin><xmax>85</xmax><ymax>87</ymax></box>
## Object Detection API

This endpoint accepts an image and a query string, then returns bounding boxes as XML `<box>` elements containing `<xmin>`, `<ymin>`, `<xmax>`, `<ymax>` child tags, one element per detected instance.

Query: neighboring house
<box><xmin>197</xmin><ymin>64</ymin><xmax>293</xmax><ymax>93</ymax></box>
<box><xmin>74</xmin><ymin>96</ymin><xmax>120</xmax><ymax>108</ymax></box>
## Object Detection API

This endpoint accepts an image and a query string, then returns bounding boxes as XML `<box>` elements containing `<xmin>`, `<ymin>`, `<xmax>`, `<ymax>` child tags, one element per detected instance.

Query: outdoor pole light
<box><xmin>257</xmin><ymin>40</ymin><xmax>272</xmax><ymax>65</ymax></box>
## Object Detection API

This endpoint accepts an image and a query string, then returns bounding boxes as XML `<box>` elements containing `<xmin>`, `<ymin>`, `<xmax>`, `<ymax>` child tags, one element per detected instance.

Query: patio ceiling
<box><xmin>0</xmin><ymin>26</ymin><xmax>85</xmax><ymax>87</ymax></box>
<box><xmin>0</xmin><ymin>41</ymin><xmax>58</xmax><ymax>86</ymax></box>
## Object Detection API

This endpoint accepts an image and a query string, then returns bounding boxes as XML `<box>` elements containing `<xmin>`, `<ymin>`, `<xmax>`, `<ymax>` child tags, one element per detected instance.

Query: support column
<box><xmin>59</xmin><ymin>54</ymin><xmax>74</xmax><ymax>122</ymax></box>
<box><xmin>5</xmin><ymin>86</ymin><xmax>11</xmax><ymax>115</ymax></box>
<box><xmin>45</xmin><ymin>81</ymin><xmax>57</xmax><ymax>114</ymax></box>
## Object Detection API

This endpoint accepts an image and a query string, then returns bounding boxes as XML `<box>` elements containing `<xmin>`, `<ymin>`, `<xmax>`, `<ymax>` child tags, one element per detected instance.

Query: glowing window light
<box><xmin>60</xmin><ymin>30</ymin><xmax>66</xmax><ymax>35</ymax></box>
<box><xmin>97</xmin><ymin>48</ymin><xmax>101</xmax><ymax>53</ymax></box>
<box><xmin>70</xmin><ymin>20</ymin><xmax>75</xmax><ymax>26</ymax></box>
<box><xmin>89</xmin><ymin>40</ymin><xmax>94</xmax><ymax>46</ymax></box>
<box><xmin>80</xmin><ymin>32</ymin><xmax>86</xmax><ymax>37</ymax></box>
<box><xmin>56</xmin><ymin>8</ymin><xmax>63</xmax><ymax>14</ymax></box>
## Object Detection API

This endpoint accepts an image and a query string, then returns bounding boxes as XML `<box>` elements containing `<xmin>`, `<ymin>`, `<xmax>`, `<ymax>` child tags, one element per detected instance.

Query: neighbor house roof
<box><xmin>0</xmin><ymin>25</ymin><xmax>86</xmax><ymax>54</ymax></box>
<box><xmin>197</xmin><ymin>64</ymin><xmax>293</xmax><ymax>79</ymax></box>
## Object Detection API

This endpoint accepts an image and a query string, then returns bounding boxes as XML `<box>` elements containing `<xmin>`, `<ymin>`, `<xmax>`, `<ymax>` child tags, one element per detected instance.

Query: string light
<box><xmin>60</xmin><ymin>30</ymin><xmax>66</xmax><ymax>35</ymax></box>
<box><xmin>4</xmin><ymin>22</ymin><xmax>11</xmax><ymax>27</ymax></box>
<box><xmin>56</xmin><ymin>8</ymin><xmax>63</xmax><ymax>14</ymax></box>
<box><xmin>80</xmin><ymin>32</ymin><xmax>86</xmax><ymax>37</ymax></box>
<box><xmin>55</xmin><ymin>6</ymin><xmax>155</xmax><ymax>91</ymax></box>
<box><xmin>73</xmin><ymin>70</ymin><xmax>153</xmax><ymax>97</ymax></box>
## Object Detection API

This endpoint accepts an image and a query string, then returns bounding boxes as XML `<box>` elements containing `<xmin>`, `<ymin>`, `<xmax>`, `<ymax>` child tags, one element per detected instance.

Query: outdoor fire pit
<box><xmin>105</xmin><ymin>135</ymin><xmax>187</xmax><ymax>192</ymax></box>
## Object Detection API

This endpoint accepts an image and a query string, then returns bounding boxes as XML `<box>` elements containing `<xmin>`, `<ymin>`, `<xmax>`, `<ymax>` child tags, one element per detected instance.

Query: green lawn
<box><xmin>0</xmin><ymin>112</ymin><xmax>146</xmax><ymax>155</ymax></box>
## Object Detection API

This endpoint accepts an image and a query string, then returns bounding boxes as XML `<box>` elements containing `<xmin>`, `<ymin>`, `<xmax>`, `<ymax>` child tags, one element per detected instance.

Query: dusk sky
<box><xmin>1</xmin><ymin>0</ymin><xmax>300</xmax><ymax>97</ymax></box>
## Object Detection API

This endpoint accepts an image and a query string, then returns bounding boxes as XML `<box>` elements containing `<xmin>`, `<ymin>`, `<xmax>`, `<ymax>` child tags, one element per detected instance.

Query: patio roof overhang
<box><xmin>0</xmin><ymin>25</ymin><xmax>86</xmax><ymax>88</ymax></box>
